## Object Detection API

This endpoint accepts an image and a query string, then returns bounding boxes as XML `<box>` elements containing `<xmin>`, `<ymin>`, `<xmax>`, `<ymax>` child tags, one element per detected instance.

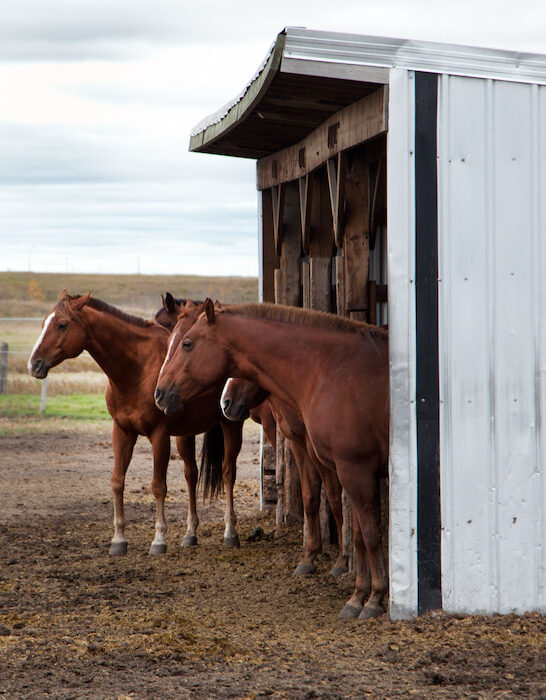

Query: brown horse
<box><xmin>28</xmin><ymin>291</ymin><xmax>244</xmax><ymax>555</ymax></box>
<box><xmin>221</xmin><ymin>377</ymin><xmax>348</xmax><ymax>578</ymax></box>
<box><xmin>155</xmin><ymin>300</ymin><xmax>389</xmax><ymax>620</ymax></box>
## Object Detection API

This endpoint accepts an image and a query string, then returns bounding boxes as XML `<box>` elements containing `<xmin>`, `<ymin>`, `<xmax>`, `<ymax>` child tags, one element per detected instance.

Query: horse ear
<box><xmin>214</xmin><ymin>300</ymin><xmax>223</xmax><ymax>310</ymax></box>
<box><xmin>204</xmin><ymin>298</ymin><xmax>215</xmax><ymax>324</ymax></box>
<box><xmin>57</xmin><ymin>289</ymin><xmax>68</xmax><ymax>302</ymax></box>
<box><xmin>165</xmin><ymin>292</ymin><xmax>176</xmax><ymax>313</ymax></box>
<box><xmin>72</xmin><ymin>292</ymin><xmax>91</xmax><ymax>311</ymax></box>
<box><xmin>185</xmin><ymin>299</ymin><xmax>197</xmax><ymax>309</ymax></box>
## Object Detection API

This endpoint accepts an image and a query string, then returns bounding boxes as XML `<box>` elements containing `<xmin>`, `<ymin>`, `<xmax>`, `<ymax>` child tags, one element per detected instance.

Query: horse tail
<box><xmin>199</xmin><ymin>424</ymin><xmax>224</xmax><ymax>500</ymax></box>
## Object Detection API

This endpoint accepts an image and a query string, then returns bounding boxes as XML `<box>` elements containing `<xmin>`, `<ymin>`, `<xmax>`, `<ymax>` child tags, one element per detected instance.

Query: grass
<box><xmin>0</xmin><ymin>271</ymin><xmax>258</xmax><ymax>318</ymax></box>
<box><xmin>0</xmin><ymin>394</ymin><xmax>109</xmax><ymax>421</ymax></box>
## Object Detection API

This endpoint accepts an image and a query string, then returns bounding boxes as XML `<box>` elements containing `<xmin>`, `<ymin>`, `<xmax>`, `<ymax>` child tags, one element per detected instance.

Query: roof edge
<box><xmin>189</xmin><ymin>30</ymin><xmax>286</xmax><ymax>154</ymax></box>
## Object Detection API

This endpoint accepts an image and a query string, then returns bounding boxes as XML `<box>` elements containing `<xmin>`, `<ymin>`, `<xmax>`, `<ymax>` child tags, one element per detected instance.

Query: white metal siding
<box><xmin>387</xmin><ymin>68</ymin><xmax>418</xmax><ymax>619</ymax></box>
<box><xmin>438</xmin><ymin>76</ymin><xmax>546</xmax><ymax>614</ymax></box>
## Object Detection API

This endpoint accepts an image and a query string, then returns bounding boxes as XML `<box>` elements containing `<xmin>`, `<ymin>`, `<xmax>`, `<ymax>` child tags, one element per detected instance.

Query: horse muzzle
<box><xmin>221</xmin><ymin>396</ymin><xmax>249</xmax><ymax>422</ymax></box>
<box><xmin>154</xmin><ymin>385</ymin><xmax>183</xmax><ymax>415</ymax></box>
<box><xmin>29</xmin><ymin>358</ymin><xmax>51</xmax><ymax>379</ymax></box>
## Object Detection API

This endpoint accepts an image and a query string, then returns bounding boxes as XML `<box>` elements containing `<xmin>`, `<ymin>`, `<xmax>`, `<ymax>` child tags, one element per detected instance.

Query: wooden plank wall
<box><xmin>258</xmin><ymin>94</ymin><xmax>387</xmax><ymax>563</ymax></box>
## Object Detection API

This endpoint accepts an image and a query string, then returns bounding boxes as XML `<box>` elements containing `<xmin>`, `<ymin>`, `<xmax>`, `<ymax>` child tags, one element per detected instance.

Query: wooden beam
<box><xmin>281</xmin><ymin>181</ymin><xmax>302</xmax><ymax>307</ymax></box>
<box><xmin>299</xmin><ymin>175</ymin><xmax>312</xmax><ymax>255</ymax></box>
<box><xmin>257</xmin><ymin>86</ymin><xmax>387</xmax><ymax>190</ymax></box>
<box><xmin>326</xmin><ymin>152</ymin><xmax>346</xmax><ymax>248</ymax></box>
<box><xmin>271</xmin><ymin>184</ymin><xmax>285</xmax><ymax>257</ymax></box>
<box><xmin>260</xmin><ymin>188</ymin><xmax>279</xmax><ymax>303</ymax></box>
<box><xmin>343</xmin><ymin>148</ymin><xmax>371</xmax><ymax>321</ymax></box>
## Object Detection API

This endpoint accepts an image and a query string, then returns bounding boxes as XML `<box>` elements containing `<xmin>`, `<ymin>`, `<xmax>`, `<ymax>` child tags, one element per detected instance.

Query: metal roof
<box><xmin>190</xmin><ymin>27</ymin><xmax>546</xmax><ymax>159</ymax></box>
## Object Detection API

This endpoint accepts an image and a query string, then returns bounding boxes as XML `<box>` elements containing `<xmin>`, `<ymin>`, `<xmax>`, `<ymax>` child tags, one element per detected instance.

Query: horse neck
<box><xmin>220</xmin><ymin>314</ymin><xmax>322</xmax><ymax>412</ymax></box>
<box><xmin>81</xmin><ymin>307</ymin><xmax>164</xmax><ymax>385</ymax></box>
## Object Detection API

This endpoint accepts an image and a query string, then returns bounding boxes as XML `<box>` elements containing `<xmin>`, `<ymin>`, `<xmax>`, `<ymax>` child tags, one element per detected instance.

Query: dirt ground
<box><xmin>1</xmin><ymin>419</ymin><xmax>545</xmax><ymax>699</ymax></box>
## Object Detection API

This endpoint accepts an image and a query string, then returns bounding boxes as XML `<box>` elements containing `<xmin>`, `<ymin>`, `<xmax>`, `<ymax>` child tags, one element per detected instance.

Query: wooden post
<box><xmin>260</xmin><ymin>189</ymin><xmax>279</xmax><ymax>303</ymax></box>
<box><xmin>343</xmin><ymin>148</ymin><xmax>370</xmax><ymax>322</ymax></box>
<box><xmin>275</xmin><ymin>424</ymin><xmax>285</xmax><ymax>528</ymax></box>
<box><xmin>40</xmin><ymin>378</ymin><xmax>47</xmax><ymax>414</ymax></box>
<box><xmin>0</xmin><ymin>342</ymin><xmax>7</xmax><ymax>395</ymax></box>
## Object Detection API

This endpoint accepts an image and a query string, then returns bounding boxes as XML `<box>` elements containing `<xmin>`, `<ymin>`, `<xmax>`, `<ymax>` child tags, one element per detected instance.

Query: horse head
<box><xmin>154</xmin><ymin>293</ymin><xmax>204</xmax><ymax>331</ymax></box>
<box><xmin>155</xmin><ymin>298</ymin><xmax>229</xmax><ymax>415</ymax></box>
<box><xmin>28</xmin><ymin>290</ymin><xmax>91</xmax><ymax>378</ymax></box>
<box><xmin>220</xmin><ymin>378</ymin><xmax>269</xmax><ymax>421</ymax></box>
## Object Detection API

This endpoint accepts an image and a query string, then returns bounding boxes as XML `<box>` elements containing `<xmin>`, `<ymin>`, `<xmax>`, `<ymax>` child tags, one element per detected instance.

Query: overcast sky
<box><xmin>2</xmin><ymin>0</ymin><xmax>546</xmax><ymax>276</ymax></box>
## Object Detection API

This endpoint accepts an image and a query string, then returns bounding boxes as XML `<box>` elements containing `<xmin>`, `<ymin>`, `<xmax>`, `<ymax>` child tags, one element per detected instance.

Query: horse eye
<box><xmin>57</xmin><ymin>322</ymin><xmax>68</xmax><ymax>330</ymax></box>
<box><xmin>182</xmin><ymin>338</ymin><xmax>193</xmax><ymax>350</ymax></box>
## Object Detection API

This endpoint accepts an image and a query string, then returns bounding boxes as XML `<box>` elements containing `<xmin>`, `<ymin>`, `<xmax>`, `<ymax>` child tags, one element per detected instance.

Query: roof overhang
<box><xmin>190</xmin><ymin>27</ymin><xmax>546</xmax><ymax>160</ymax></box>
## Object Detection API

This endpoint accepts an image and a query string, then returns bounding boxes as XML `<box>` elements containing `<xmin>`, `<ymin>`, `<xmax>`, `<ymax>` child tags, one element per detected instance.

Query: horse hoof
<box><xmin>109</xmin><ymin>541</ymin><xmax>127</xmax><ymax>556</ymax></box>
<box><xmin>224</xmin><ymin>535</ymin><xmax>241</xmax><ymax>548</ymax></box>
<box><xmin>358</xmin><ymin>604</ymin><xmax>384</xmax><ymax>621</ymax></box>
<box><xmin>338</xmin><ymin>603</ymin><xmax>363</xmax><ymax>620</ymax></box>
<box><xmin>182</xmin><ymin>535</ymin><xmax>198</xmax><ymax>547</ymax></box>
<box><xmin>293</xmin><ymin>563</ymin><xmax>317</xmax><ymax>576</ymax></box>
<box><xmin>329</xmin><ymin>565</ymin><xmax>348</xmax><ymax>579</ymax></box>
<box><xmin>149</xmin><ymin>542</ymin><xmax>167</xmax><ymax>555</ymax></box>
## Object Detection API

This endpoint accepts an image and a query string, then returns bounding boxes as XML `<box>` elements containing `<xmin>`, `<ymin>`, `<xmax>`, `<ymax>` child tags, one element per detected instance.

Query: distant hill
<box><xmin>0</xmin><ymin>271</ymin><xmax>259</xmax><ymax>318</ymax></box>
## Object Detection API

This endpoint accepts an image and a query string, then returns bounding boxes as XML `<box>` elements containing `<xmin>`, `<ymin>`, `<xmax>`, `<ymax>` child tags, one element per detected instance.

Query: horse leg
<box><xmin>337</xmin><ymin>512</ymin><xmax>370</xmax><ymax>618</ymax></box>
<box><xmin>176</xmin><ymin>435</ymin><xmax>199</xmax><ymax>546</ymax></box>
<box><xmin>320</xmin><ymin>468</ymin><xmax>349</xmax><ymax>578</ymax></box>
<box><xmin>109</xmin><ymin>422</ymin><xmax>137</xmax><ymax>556</ymax></box>
<box><xmin>338</xmin><ymin>458</ymin><xmax>387</xmax><ymax>620</ymax></box>
<box><xmin>148</xmin><ymin>430</ymin><xmax>171</xmax><ymax>555</ymax></box>
<box><xmin>221</xmin><ymin>421</ymin><xmax>243</xmax><ymax>547</ymax></box>
<box><xmin>292</xmin><ymin>443</ymin><xmax>322</xmax><ymax>576</ymax></box>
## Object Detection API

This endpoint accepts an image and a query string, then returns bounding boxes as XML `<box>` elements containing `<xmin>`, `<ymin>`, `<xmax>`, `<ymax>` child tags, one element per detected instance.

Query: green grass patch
<box><xmin>0</xmin><ymin>393</ymin><xmax>109</xmax><ymax>420</ymax></box>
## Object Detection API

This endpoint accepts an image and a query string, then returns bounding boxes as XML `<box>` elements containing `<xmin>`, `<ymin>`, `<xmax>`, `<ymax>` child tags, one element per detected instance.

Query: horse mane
<box><xmin>57</xmin><ymin>294</ymin><xmax>155</xmax><ymax>329</ymax></box>
<box><xmin>223</xmin><ymin>303</ymin><xmax>388</xmax><ymax>342</ymax></box>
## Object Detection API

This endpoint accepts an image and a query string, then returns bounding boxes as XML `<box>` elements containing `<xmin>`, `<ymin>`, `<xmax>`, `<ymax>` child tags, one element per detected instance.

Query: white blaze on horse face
<box><xmin>27</xmin><ymin>312</ymin><xmax>55</xmax><ymax>370</ymax></box>
<box><xmin>159</xmin><ymin>330</ymin><xmax>181</xmax><ymax>377</ymax></box>
<box><xmin>220</xmin><ymin>378</ymin><xmax>234</xmax><ymax>412</ymax></box>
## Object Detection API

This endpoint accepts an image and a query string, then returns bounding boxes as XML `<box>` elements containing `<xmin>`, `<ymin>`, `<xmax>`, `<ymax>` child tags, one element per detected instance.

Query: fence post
<box><xmin>0</xmin><ymin>342</ymin><xmax>7</xmax><ymax>395</ymax></box>
<box><xmin>40</xmin><ymin>378</ymin><xmax>47</xmax><ymax>414</ymax></box>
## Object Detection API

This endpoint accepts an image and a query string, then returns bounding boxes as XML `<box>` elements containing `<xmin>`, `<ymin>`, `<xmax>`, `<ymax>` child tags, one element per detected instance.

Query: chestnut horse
<box><xmin>155</xmin><ymin>293</ymin><xmax>347</xmax><ymax>577</ymax></box>
<box><xmin>221</xmin><ymin>377</ymin><xmax>348</xmax><ymax>578</ymax></box>
<box><xmin>28</xmin><ymin>291</ymin><xmax>244</xmax><ymax>555</ymax></box>
<box><xmin>155</xmin><ymin>300</ymin><xmax>389</xmax><ymax>620</ymax></box>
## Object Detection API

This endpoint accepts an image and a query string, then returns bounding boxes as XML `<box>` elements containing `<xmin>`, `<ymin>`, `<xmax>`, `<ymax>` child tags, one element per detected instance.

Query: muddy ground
<box><xmin>1</xmin><ymin>419</ymin><xmax>545</xmax><ymax>699</ymax></box>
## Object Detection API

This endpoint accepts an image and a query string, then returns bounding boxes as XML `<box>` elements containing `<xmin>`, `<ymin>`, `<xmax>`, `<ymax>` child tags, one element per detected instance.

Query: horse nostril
<box><xmin>166</xmin><ymin>390</ymin><xmax>178</xmax><ymax>406</ymax></box>
<box><xmin>223</xmin><ymin>397</ymin><xmax>232</xmax><ymax>411</ymax></box>
<box><xmin>34</xmin><ymin>359</ymin><xmax>43</xmax><ymax>373</ymax></box>
<box><xmin>154</xmin><ymin>387</ymin><xmax>164</xmax><ymax>404</ymax></box>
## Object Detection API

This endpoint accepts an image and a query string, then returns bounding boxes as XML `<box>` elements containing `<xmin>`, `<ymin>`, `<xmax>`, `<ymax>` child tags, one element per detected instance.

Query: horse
<box><xmin>221</xmin><ymin>377</ymin><xmax>348</xmax><ymax>578</ymax></box>
<box><xmin>154</xmin><ymin>299</ymin><xmax>389</xmax><ymax>620</ymax></box>
<box><xmin>154</xmin><ymin>295</ymin><xmax>345</xmax><ymax>577</ymax></box>
<box><xmin>28</xmin><ymin>291</ymin><xmax>244</xmax><ymax>555</ymax></box>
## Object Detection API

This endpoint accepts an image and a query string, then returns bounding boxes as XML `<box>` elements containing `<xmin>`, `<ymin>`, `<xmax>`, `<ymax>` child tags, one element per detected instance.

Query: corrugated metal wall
<box><xmin>387</xmin><ymin>68</ymin><xmax>418</xmax><ymax>619</ymax></box>
<box><xmin>389</xmin><ymin>68</ymin><xmax>546</xmax><ymax>617</ymax></box>
<box><xmin>437</xmin><ymin>76</ymin><xmax>546</xmax><ymax>613</ymax></box>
